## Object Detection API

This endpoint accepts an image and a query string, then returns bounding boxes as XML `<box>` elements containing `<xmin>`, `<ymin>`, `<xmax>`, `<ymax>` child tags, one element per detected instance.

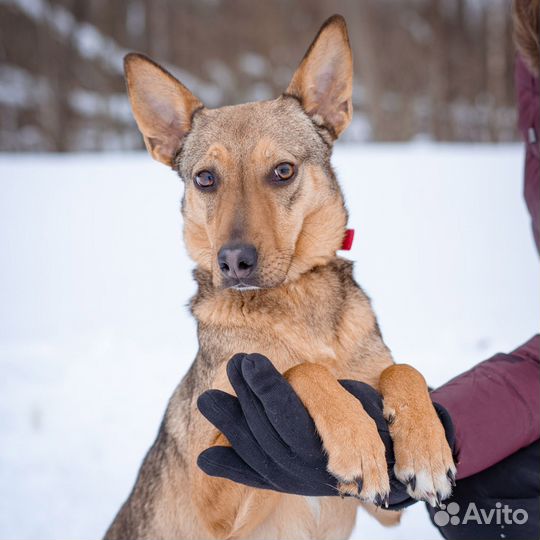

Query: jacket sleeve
<box><xmin>430</xmin><ymin>335</ymin><xmax>539</xmax><ymax>480</ymax></box>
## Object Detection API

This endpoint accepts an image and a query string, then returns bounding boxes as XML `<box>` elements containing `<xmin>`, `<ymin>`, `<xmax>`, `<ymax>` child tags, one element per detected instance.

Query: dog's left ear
<box><xmin>286</xmin><ymin>14</ymin><xmax>353</xmax><ymax>139</ymax></box>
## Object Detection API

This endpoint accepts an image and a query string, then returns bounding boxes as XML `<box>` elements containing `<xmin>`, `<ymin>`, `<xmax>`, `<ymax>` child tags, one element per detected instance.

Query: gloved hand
<box><xmin>197</xmin><ymin>353</ymin><xmax>455</xmax><ymax>510</ymax></box>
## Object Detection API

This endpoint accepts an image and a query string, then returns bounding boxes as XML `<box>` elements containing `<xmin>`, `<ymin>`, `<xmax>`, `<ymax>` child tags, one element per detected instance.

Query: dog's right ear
<box><xmin>124</xmin><ymin>53</ymin><xmax>203</xmax><ymax>167</ymax></box>
<box><xmin>286</xmin><ymin>15</ymin><xmax>353</xmax><ymax>139</ymax></box>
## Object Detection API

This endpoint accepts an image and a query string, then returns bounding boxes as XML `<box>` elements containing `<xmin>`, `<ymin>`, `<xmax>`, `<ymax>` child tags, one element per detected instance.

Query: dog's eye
<box><xmin>194</xmin><ymin>170</ymin><xmax>216</xmax><ymax>189</ymax></box>
<box><xmin>274</xmin><ymin>162</ymin><xmax>295</xmax><ymax>182</ymax></box>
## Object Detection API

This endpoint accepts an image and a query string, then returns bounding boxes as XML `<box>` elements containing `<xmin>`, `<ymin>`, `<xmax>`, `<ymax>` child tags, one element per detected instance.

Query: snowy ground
<box><xmin>0</xmin><ymin>145</ymin><xmax>538</xmax><ymax>540</ymax></box>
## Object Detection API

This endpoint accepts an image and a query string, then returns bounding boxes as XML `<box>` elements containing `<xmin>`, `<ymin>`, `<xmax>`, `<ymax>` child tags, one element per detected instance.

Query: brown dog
<box><xmin>105</xmin><ymin>15</ymin><xmax>455</xmax><ymax>540</ymax></box>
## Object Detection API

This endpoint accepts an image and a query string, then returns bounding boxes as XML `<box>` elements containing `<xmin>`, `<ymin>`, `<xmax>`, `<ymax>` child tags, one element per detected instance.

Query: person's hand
<box><xmin>197</xmin><ymin>353</ymin><xmax>455</xmax><ymax>509</ymax></box>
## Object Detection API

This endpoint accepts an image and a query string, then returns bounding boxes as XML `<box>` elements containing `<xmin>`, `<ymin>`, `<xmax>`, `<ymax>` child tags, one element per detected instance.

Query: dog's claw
<box><xmin>386</xmin><ymin>413</ymin><xmax>395</xmax><ymax>425</ymax></box>
<box><xmin>407</xmin><ymin>475</ymin><xmax>417</xmax><ymax>491</ymax></box>
<box><xmin>447</xmin><ymin>469</ymin><xmax>456</xmax><ymax>487</ymax></box>
<box><xmin>336</xmin><ymin>478</ymin><xmax>362</xmax><ymax>499</ymax></box>
<box><xmin>372</xmin><ymin>491</ymin><xmax>390</xmax><ymax>507</ymax></box>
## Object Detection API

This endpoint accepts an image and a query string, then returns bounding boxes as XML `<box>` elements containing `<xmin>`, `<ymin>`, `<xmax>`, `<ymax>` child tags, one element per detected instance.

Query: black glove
<box><xmin>197</xmin><ymin>353</ymin><xmax>455</xmax><ymax>510</ymax></box>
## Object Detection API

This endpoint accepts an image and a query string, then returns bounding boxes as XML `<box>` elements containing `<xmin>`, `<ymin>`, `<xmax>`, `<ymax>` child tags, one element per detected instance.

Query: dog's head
<box><xmin>124</xmin><ymin>15</ymin><xmax>352</xmax><ymax>290</ymax></box>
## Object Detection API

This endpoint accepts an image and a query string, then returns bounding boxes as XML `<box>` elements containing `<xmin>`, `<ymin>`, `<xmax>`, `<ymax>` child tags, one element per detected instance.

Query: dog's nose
<box><xmin>218</xmin><ymin>244</ymin><xmax>258</xmax><ymax>280</ymax></box>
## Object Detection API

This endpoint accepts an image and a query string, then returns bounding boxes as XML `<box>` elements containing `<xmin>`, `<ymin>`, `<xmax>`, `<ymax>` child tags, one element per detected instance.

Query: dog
<box><xmin>104</xmin><ymin>15</ymin><xmax>455</xmax><ymax>540</ymax></box>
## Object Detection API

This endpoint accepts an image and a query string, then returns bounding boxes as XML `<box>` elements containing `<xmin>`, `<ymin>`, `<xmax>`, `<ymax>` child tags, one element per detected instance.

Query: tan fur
<box><xmin>380</xmin><ymin>365</ymin><xmax>456</xmax><ymax>506</ymax></box>
<box><xmin>287</xmin><ymin>15</ymin><xmax>353</xmax><ymax>138</ymax></box>
<box><xmin>105</xmin><ymin>15</ymin><xmax>455</xmax><ymax>540</ymax></box>
<box><xmin>285</xmin><ymin>363</ymin><xmax>389</xmax><ymax>499</ymax></box>
<box><xmin>124</xmin><ymin>53</ymin><xmax>203</xmax><ymax>166</ymax></box>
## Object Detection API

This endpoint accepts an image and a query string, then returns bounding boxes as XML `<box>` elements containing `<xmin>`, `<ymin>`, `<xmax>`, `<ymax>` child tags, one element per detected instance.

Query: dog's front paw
<box><xmin>324</xmin><ymin>406</ymin><xmax>390</xmax><ymax>504</ymax></box>
<box><xmin>284</xmin><ymin>363</ymin><xmax>390</xmax><ymax>504</ymax></box>
<box><xmin>385</xmin><ymin>403</ymin><xmax>456</xmax><ymax>507</ymax></box>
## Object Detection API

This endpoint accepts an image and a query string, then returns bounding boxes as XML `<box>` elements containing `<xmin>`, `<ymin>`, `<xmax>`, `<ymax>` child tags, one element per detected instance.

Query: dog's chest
<box><xmin>207</xmin><ymin>322</ymin><xmax>344</xmax><ymax>395</ymax></box>
<box><xmin>195</xmin><ymin>263</ymin><xmax>388</xmax><ymax>388</ymax></box>
<box><xmin>202</xmin><ymin>291</ymin><xmax>385</xmax><ymax>394</ymax></box>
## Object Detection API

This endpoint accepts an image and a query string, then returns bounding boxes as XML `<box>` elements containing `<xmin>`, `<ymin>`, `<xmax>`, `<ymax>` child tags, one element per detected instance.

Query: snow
<box><xmin>0</xmin><ymin>65</ymin><xmax>50</xmax><ymax>108</ymax></box>
<box><xmin>0</xmin><ymin>0</ymin><xmax>124</xmax><ymax>73</ymax></box>
<box><xmin>1</xmin><ymin>0</ymin><xmax>222</xmax><ymax>108</ymax></box>
<box><xmin>0</xmin><ymin>144</ymin><xmax>538</xmax><ymax>540</ymax></box>
<box><xmin>239</xmin><ymin>53</ymin><xmax>268</xmax><ymax>78</ymax></box>
<box><xmin>68</xmin><ymin>89</ymin><xmax>133</xmax><ymax>123</ymax></box>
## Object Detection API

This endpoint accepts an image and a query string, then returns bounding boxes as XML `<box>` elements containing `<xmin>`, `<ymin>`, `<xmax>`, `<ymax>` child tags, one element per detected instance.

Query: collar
<box><xmin>340</xmin><ymin>228</ymin><xmax>355</xmax><ymax>250</ymax></box>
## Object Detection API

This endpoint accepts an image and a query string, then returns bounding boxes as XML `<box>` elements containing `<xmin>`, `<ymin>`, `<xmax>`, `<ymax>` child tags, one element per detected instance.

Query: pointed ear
<box><xmin>124</xmin><ymin>53</ymin><xmax>203</xmax><ymax>167</ymax></box>
<box><xmin>286</xmin><ymin>15</ymin><xmax>353</xmax><ymax>139</ymax></box>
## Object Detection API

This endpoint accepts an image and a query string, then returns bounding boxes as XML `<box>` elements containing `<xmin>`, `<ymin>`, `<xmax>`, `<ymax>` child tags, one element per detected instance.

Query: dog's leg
<box><xmin>284</xmin><ymin>363</ymin><xmax>390</xmax><ymax>502</ymax></box>
<box><xmin>105</xmin><ymin>398</ymin><xmax>279</xmax><ymax>539</ymax></box>
<box><xmin>379</xmin><ymin>364</ymin><xmax>456</xmax><ymax>506</ymax></box>
<box><xmin>192</xmin><ymin>466</ymin><xmax>279</xmax><ymax>539</ymax></box>
<box><xmin>192</xmin><ymin>422</ymin><xmax>280</xmax><ymax>539</ymax></box>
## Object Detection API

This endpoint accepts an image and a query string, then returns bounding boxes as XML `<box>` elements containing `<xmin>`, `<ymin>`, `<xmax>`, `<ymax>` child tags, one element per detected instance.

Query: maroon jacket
<box><xmin>431</xmin><ymin>55</ymin><xmax>540</xmax><ymax>479</ymax></box>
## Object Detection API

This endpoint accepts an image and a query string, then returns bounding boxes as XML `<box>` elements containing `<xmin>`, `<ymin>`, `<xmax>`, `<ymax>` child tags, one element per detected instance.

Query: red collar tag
<box><xmin>341</xmin><ymin>228</ymin><xmax>355</xmax><ymax>250</ymax></box>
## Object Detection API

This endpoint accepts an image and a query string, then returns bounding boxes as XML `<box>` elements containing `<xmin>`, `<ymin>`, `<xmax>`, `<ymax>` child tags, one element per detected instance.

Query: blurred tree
<box><xmin>0</xmin><ymin>0</ymin><xmax>517</xmax><ymax>151</ymax></box>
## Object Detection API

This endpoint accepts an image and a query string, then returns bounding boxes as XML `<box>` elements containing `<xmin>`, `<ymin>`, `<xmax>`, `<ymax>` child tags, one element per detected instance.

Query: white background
<box><xmin>0</xmin><ymin>144</ymin><xmax>538</xmax><ymax>539</ymax></box>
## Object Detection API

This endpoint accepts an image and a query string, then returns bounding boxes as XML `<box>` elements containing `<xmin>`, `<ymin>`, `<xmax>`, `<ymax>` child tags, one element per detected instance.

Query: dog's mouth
<box><xmin>224</xmin><ymin>277</ymin><xmax>286</xmax><ymax>292</ymax></box>
<box><xmin>231</xmin><ymin>283</ymin><xmax>262</xmax><ymax>291</ymax></box>
<box><xmin>223</xmin><ymin>278</ymin><xmax>262</xmax><ymax>291</ymax></box>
